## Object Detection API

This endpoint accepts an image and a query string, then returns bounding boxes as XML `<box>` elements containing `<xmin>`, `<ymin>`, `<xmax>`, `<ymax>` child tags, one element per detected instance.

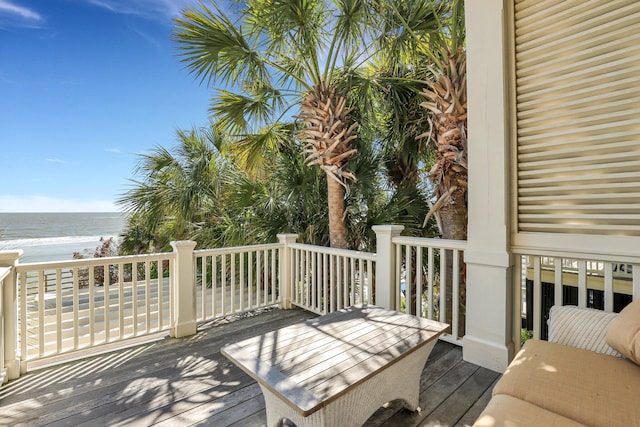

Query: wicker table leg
<box><xmin>261</xmin><ymin>340</ymin><xmax>437</xmax><ymax>427</ymax></box>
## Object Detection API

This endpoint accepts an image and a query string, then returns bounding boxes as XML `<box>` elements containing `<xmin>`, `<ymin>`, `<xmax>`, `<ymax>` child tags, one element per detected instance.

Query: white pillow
<box><xmin>548</xmin><ymin>305</ymin><xmax>622</xmax><ymax>356</ymax></box>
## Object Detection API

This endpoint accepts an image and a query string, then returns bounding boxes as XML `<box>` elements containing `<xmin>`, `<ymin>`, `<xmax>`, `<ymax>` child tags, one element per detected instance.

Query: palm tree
<box><xmin>418</xmin><ymin>0</ymin><xmax>467</xmax><ymax>241</ymax></box>
<box><xmin>117</xmin><ymin>127</ymin><xmax>229</xmax><ymax>252</ymax></box>
<box><xmin>373</xmin><ymin>0</ymin><xmax>465</xmax><ymax>324</ymax></box>
<box><xmin>415</xmin><ymin>0</ymin><xmax>467</xmax><ymax>332</ymax></box>
<box><xmin>173</xmin><ymin>0</ymin><xmax>398</xmax><ymax>249</ymax></box>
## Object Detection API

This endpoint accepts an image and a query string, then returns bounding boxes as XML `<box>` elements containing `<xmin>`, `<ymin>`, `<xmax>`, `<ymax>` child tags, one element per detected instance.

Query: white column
<box><xmin>463</xmin><ymin>0</ymin><xmax>516</xmax><ymax>372</ymax></box>
<box><xmin>170</xmin><ymin>241</ymin><xmax>197</xmax><ymax>338</ymax></box>
<box><xmin>277</xmin><ymin>234</ymin><xmax>298</xmax><ymax>309</ymax></box>
<box><xmin>373</xmin><ymin>225</ymin><xmax>404</xmax><ymax>310</ymax></box>
<box><xmin>0</xmin><ymin>250</ymin><xmax>23</xmax><ymax>381</ymax></box>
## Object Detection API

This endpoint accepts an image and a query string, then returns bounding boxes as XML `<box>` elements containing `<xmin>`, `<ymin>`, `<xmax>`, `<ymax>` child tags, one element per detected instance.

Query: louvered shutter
<box><xmin>513</xmin><ymin>0</ymin><xmax>640</xmax><ymax>252</ymax></box>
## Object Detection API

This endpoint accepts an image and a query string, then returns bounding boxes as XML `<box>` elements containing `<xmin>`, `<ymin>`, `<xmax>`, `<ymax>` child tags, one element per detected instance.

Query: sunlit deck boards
<box><xmin>0</xmin><ymin>308</ymin><xmax>498</xmax><ymax>427</ymax></box>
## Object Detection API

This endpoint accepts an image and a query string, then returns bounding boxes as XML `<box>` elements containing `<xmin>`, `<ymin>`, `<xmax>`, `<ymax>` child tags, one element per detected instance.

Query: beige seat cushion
<box><xmin>473</xmin><ymin>394</ymin><xmax>585</xmax><ymax>427</ymax></box>
<box><xmin>493</xmin><ymin>339</ymin><xmax>640</xmax><ymax>427</ymax></box>
<box><xmin>606</xmin><ymin>299</ymin><xmax>640</xmax><ymax>365</ymax></box>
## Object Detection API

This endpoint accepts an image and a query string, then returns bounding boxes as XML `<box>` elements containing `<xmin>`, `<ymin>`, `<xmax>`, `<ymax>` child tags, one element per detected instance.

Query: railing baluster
<box><xmin>212</xmin><ymin>255</ymin><xmax>218</xmax><ymax>318</ymax></box>
<box><xmin>323</xmin><ymin>253</ymin><xmax>329</xmax><ymax>314</ymax></box>
<box><xmin>199</xmin><ymin>256</ymin><xmax>205</xmax><ymax>321</ymax></box>
<box><xmin>604</xmin><ymin>263</ymin><xmax>613</xmax><ymax>312</ymax></box>
<box><xmin>350</xmin><ymin>258</ymin><xmax>356</xmax><ymax>306</ymax></box>
<box><xmin>577</xmin><ymin>260</ymin><xmax>587</xmax><ymax>308</ymax></box>
<box><xmin>20</xmin><ymin>272</ymin><xmax>27</xmax><ymax>362</ymax></box>
<box><xmin>514</xmin><ymin>256</ymin><xmax>523</xmax><ymax>354</ymax></box>
<box><xmin>231</xmin><ymin>253</ymin><xmax>236</xmax><ymax>314</ymax></box>
<box><xmin>157</xmin><ymin>259</ymin><xmax>164</xmax><ymax>330</ymax></box>
<box><xmin>132</xmin><ymin>263</ymin><xmax>138</xmax><ymax>336</ymax></box>
<box><xmin>439</xmin><ymin>249</ymin><xmax>447</xmax><ymax>325</ymax></box>
<box><xmin>329</xmin><ymin>254</ymin><xmax>335</xmax><ymax>313</ymax></box>
<box><xmin>366</xmin><ymin>259</ymin><xmax>372</xmax><ymax>305</ymax></box>
<box><xmin>38</xmin><ymin>270</ymin><xmax>44</xmax><ymax>357</ymax></box>
<box><xmin>73</xmin><ymin>267</ymin><xmax>80</xmax><ymax>349</ymax></box>
<box><xmin>395</xmin><ymin>244</ymin><xmax>402</xmax><ymax>312</ymax></box>
<box><xmin>117</xmin><ymin>263</ymin><xmax>123</xmax><ymax>340</ymax></box>
<box><xmin>416</xmin><ymin>247</ymin><xmax>422</xmax><ymax>317</ymax></box>
<box><xmin>222</xmin><ymin>254</ymin><xmax>227</xmax><ymax>316</ymax></box>
<box><xmin>427</xmin><ymin>247</ymin><xmax>434</xmax><ymax>320</ymax></box>
<box><xmin>533</xmin><ymin>256</ymin><xmax>541</xmax><ymax>340</ymax></box>
<box><xmin>311</xmin><ymin>250</ymin><xmax>317</xmax><ymax>311</ymax></box>
<box><xmin>553</xmin><ymin>258</ymin><xmax>562</xmax><ymax>306</ymax></box>
<box><xmin>240</xmin><ymin>252</ymin><xmax>245</xmax><ymax>312</ymax></box>
<box><xmin>263</xmin><ymin>249</ymin><xmax>270</xmax><ymax>305</ymax></box>
<box><xmin>271</xmin><ymin>248</ymin><xmax>276</xmax><ymax>305</ymax></box>
<box><xmin>145</xmin><ymin>261</ymin><xmax>151</xmax><ymax>334</ymax></box>
<box><xmin>56</xmin><ymin>269</ymin><xmax>62</xmax><ymax>354</ymax></box>
<box><xmin>406</xmin><ymin>245</ymin><xmax>412</xmax><ymax>315</ymax></box>
<box><xmin>89</xmin><ymin>266</ymin><xmax>95</xmax><ymax>345</ymax></box>
<box><xmin>248</xmin><ymin>252</ymin><xmax>253</xmax><ymax>309</ymax></box>
<box><xmin>452</xmin><ymin>250</ymin><xmax>460</xmax><ymax>340</ymax></box>
<box><xmin>337</xmin><ymin>255</ymin><xmax>342</xmax><ymax>309</ymax></box>
<box><xmin>343</xmin><ymin>256</ymin><xmax>348</xmax><ymax>308</ymax></box>
<box><xmin>104</xmin><ymin>263</ymin><xmax>110</xmax><ymax>343</ymax></box>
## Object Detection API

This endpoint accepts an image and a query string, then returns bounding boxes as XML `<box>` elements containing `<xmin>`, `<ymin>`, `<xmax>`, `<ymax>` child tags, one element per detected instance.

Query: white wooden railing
<box><xmin>392</xmin><ymin>236</ymin><xmax>467</xmax><ymax>344</ymax></box>
<box><xmin>16</xmin><ymin>253</ymin><xmax>175</xmax><ymax>365</ymax></box>
<box><xmin>194</xmin><ymin>243</ymin><xmax>281</xmax><ymax>321</ymax></box>
<box><xmin>288</xmin><ymin>243</ymin><xmax>376</xmax><ymax>315</ymax></box>
<box><xmin>513</xmin><ymin>249</ymin><xmax>640</xmax><ymax>352</ymax></box>
<box><xmin>0</xmin><ymin>267</ymin><xmax>10</xmax><ymax>384</ymax></box>
<box><xmin>0</xmin><ymin>226</ymin><xmax>472</xmax><ymax>383</ymax></box>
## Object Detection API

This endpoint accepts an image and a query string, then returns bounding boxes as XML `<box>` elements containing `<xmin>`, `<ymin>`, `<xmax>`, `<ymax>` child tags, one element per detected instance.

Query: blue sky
<box><xmin>0</xmin><ymin>0</ymin><xmax>222</xmax><ymax>212</ymax></box>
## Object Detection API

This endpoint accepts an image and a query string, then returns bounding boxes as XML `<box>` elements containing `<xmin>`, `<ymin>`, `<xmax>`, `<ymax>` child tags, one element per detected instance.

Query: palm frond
<box><xmin>232</xmin><ymin>123</ymin><xmax>292</xmax><ymax>172</ymax></box>
<box><xmin>173</xmin><ymin>1</ymin><xmax>267</xmax><ymax>87</ymax></box>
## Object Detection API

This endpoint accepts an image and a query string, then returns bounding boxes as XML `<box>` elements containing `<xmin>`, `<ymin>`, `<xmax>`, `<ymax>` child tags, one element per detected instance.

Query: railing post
<box><xmin>0</xmin><ymin>250</ymin><xmax>23</xmax><ymax>382</ymax></box>
<box><xmin>170</xmin><ymin>241</ymin><xmax>197</xmax><ymax>338</ymax></box>
<box><xmin>277</xmin><ymin>234</ymin><xmax>298</xmax><ymax>310</ymax></box>
<box><xmin>373</xmin><ymin>225</ymin><xmax>404</xmax><ymax>310</ymax></box>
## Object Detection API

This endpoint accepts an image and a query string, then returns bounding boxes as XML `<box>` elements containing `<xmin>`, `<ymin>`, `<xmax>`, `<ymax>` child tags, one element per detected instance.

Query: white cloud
<box><xmin>104</xmin><ymin>148</ymin><xmax>121</xmax><ymax>153</ymax></box>
<box><xmin>0</xmin><ymin>195</ymin><xmax>118</xmax><ymax>213</ymax></box>
<box><xmin>85</xmin><ymin>0</ymin><xmax>199</xmax><ymax>21</ymax></box>
<box><xmin>46</xmin><ymin>158</ymin><xmax>67</xmax><ymax>163</ymax></box>
<box><xmin>0</xmin><ymin>0</ymin><xmax>43</xmax><ymax>27</ymax></box>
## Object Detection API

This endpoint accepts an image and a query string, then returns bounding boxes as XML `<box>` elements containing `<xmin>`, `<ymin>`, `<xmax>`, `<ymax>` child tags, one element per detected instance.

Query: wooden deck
<box><xmin>0</xmin><ymin>308</ymin><xmax>499</xmax><ymax>427</ymax></box>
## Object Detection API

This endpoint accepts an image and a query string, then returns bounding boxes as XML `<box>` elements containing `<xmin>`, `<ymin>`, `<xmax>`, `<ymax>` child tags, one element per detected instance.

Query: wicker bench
<box><xmin>221</xmin><ymin>304</ymin><xmax>448</xmax><ymax>427</ymax></box>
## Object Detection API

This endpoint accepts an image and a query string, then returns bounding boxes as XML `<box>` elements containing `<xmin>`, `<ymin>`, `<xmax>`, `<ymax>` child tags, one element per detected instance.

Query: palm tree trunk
<box><xmin>326</xmin><ymin>175</ymin><xmax>348</xmax><ymax>249</ymax></box>
<box><xmin>440</xmin><ymin>195</ymin><xmax>467</xmax><ymax>337</ymax></box>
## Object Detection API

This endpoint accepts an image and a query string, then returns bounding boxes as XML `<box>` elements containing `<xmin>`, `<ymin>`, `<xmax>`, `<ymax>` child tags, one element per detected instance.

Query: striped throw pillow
<box><xmin>547</xmin><ymin>305</ymin><xmax>622</xmax><ymax>357</ymax></box>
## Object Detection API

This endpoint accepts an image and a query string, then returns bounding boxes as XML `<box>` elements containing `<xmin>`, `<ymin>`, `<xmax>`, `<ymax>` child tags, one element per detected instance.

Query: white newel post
<box><xmin>0</xmin><ymin>250</ymin><xmax>22</xmax><ymax>381</ymax></box>
<box><xmin>463</xmin><ymin>0</ymin><xmax>516</xmax><ymax>372</ymax></box>
<box><xmin>373</xmin><ymin>225</ymin><xmax>404</xmax><ymax>310</ymax></box>
<box><xmin>277</xmin><ymin>234</ymin><xmax>298</xmax><ymax>310</ymax></box>
<box><xmin>170</xmin><ymin>241</ymin><xmax>197</xmax><ymax>338</ymax></box>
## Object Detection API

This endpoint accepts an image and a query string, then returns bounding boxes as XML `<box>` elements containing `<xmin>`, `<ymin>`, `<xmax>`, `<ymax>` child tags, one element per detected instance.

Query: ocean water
<box><xmin>0</xmin><ymin>212</ymin><xmax>127</xmax><ymax>263</ymax></box>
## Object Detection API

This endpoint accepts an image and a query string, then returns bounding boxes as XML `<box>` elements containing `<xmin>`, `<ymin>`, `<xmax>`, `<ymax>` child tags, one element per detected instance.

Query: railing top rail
<box><xmin>194</xmin><ymin>242</ymin><xmax>282</xmax><ymax>257</ymax></box>
<box><xmin>512</xmin><ymin>245</ymin><xmax>640</xmax><ymax>265</ymax></box>
<box><xmin>392</xmin><ymin>236</ymin><xmax>468</xmax><ymax>251</ymax></box>
<box><xmin>288</xmin><ymin>242</ymin><xmax>376</xmax><ymax>261</ymax></box>
<box><xmin>16</xmin><ymin>252</ymin><xmax>176</xmax><ymax>272</ymax></box>
<box><xmin>0</xmin><ymin>266</ymin><xmax>10</xmax><ymax>282</ymax></box>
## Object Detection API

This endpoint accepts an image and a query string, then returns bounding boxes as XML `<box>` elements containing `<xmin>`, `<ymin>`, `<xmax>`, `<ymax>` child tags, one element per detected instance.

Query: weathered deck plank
<box><xmin>0</xmin><ymin>308</ymin><xmax>495</xmax><ymax>427</ymax></box>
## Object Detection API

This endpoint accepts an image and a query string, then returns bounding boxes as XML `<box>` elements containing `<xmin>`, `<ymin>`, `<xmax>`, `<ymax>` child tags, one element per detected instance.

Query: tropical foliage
<box><xmin>119</xmin><ymin>0</ymin><xmax>466</xmax><ymax>262</ymax></box>
<box><xmin>172</xmin><ymin>0</ymin><xmax>443</xmax><ymax>248</ymax></box>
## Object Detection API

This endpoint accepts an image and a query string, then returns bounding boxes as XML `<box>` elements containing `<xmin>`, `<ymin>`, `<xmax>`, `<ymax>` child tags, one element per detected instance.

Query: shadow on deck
<box><xmin>0</xmin><ymin>308</ymin><xmax>498</xmax><ymax>427</ymax></box>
